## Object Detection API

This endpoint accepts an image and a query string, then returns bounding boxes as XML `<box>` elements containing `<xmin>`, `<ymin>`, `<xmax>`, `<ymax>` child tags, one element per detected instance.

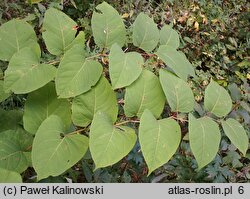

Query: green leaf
<box><xmin>124</xmin><ymin>69</ymin><xmax>165</xmax><ymax>118</ymax></box>
<box><xmin>55</xmin><ymin>44</ymin><xmax>102</xmax><ymax>98</ymax></box>
<box><xmin>160</xmin><ymin>25</ymin><xmax>180</xmax><ymax>48</ymax></box>
<box><xmin>139</xmin><ymin>109</ymin><xmax>181</xmax><ymax>175</ymax></box>
<box><xmin>132</xmin><ymin>13</ymin><xmax>159</xmax><ymax>52</ymax></box>
<box><xmin>0</xmin><ymin>109</ymin><xmax>23</xmax><ymax>133</ymax></box>
<box><xmin>240</xmin><ymin>101</ymin><xmax>250</xmax><ymax>113</ymax></box>
<box><xmin>0</xmin><ymin>129</ymin><xmax>33</xmax><ymax>173</ymax></box>
<box><xmin>91</xmin><ymin>2</ymin><xmax>126</xmax><ymax>48</ymax></box>
<box><xmin>222</xmin><ymin>118</ymin><xmax>248</xmax><ymax>156</ymax></box>
<box><xmin>156</xmin><ymin>45</ymin><xmax>195</xmax><ymax>81</ymax></box>
<box><xmin>42</xmin><ymin>8</ymin><xmax>77</xmax><ymax>55</ymax></box>
<box><xmin>223</xmin><ymin>151</ymin><xmax>243</xmax><ymax>168</ymax></box>
<box><xmin>0</xmin><ymin>168</ymin><xmax>22</xmax><ymax>183</ymax></box>
<box><xmin>159</xmin><ymin>69</ymin><xmax>194</xmax><ymax>113</ymax></box>
<box><xmin>204</xmin><ymin>80</ymin><xmax>232</xmax><ymax>117</ymax></box>
<box><xmin>228</xmin><ymin>83</ymin><xmax>241</xmax><ymax>101</ymax></box>
<box><xmin>32</xmin><ymin>115</ymin><xmax>89</xmax><ymax>180</ymax></box>
<box><xmin>109</xmin><ymin>43</ymin><xmax>143</xmax><ymax>89</ymax></box>
<box><xmin>0</xmin><ymin>19</ymin><xmax>37</xmax><ymax>61</ymax></box>
<box><xmin>72</xmin><ymin>76</ymin><xmax>118</xmax><ymax>127</ymax></box>
<box><xmin>28</xmin><ymin>0</ymin><xmax>43</xmax><ymax>3</ymax></box>
<box><xmin>23</xmin><ymin>82</ymin><xmax>71</xmax><ymax>134</ymax></box>
<box><xmin>189</xmin><ymin>114</ymin><xmax>221</xmax><ymax>169</ymax></box>
<box><xmin>4</xmin><ymin>47</ymin><xmax>56</xmax><ymax>94</ymax></box>
<box><xmin>65</xmin><ymin>31</ymin><xmax>85</xmax><ymax>52</ymax></box>
<box><xmin>90</xmin><ymin>111</ymin><xmax>136</xmax><ymax>169</ymax></box>
<box><xmin>0</xmin><ymin>81</ymin><xmax>10</xmax><ymax>102</ymax></box>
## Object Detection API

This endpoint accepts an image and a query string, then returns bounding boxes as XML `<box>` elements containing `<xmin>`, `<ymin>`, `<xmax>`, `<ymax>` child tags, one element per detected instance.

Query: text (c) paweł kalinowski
<box><xmin>20</xmin><ymin>186</ymin><xmax>104</xmax><ymax>195</ymax></box>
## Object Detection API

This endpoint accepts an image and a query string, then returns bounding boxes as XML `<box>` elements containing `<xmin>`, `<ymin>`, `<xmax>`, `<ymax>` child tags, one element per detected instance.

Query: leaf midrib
<box><xmin>59</xmin><ymin>60</ymin><xmax>88</xmax><ymax>95</ymax></box>
<box><xmin>210</xmin><ymin>87</ymin><xmax>221</xmax><ymax>114</ymax></box>
<box><xmin>199</xmin><ymin>122</ymin><xmax>206</xmax><ymax>166</ymax></box>
<box><xmin>151</xmin><ymin>122</ymin><xmax>161</xmax><ymax>168</ymax></box>
<box><xmin>223</xmin><ymin>121</ymin><xmax>244</xmax><ymax>150</ymax></box>
<box><xmin>113</xmin><ymin>53</ymin><xmax>128</xmax><ymax>88</ymax></box>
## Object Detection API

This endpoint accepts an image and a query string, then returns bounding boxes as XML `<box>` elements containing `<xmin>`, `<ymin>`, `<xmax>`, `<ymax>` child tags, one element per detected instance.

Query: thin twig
<box><xmin>66</xmin><ymin>128</ymin><xmax>86</xmax><ymax>136</ymax></box>
<box><xmin>141</xmin><ymin>53</ymin><xmax>156</xmax><ymax>57</ymax></box>
<box><xmin>169</xmin><ymin>116</ymin><xmax>189</xmax><ymax>122</ymax></box>
<box><xmin>225</xmin><ymin>102</ymin><xmax>240</xmax><ymax>117</ymax></box>
<box><xmin>115</xmin><ymin>120</ymin><xmax>140</xmax><ymax>126</ymax></box>
<box><xmin>86</xmin><ymin>53</ymin><xmax>108</xmax><ymax>60</ymax></box>
<box><xmin>86</xmin><ymin>54</ymin><xmax>101</xmax><ymax>60</ymax></box>
<box><xmin>25</xmin><ymin>145</ymin><xmax>32</xmax><ymax>151</ymax></box>
<box><xmin>46</xmin><ymin>60</ymin><xmax>60</xmax><ymax>65</ymax></box>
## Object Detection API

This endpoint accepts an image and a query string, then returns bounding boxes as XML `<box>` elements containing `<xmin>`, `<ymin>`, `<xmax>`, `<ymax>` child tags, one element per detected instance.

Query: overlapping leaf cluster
<box><xmin>0</xmin><ymin>2</ymin><xmax>248</xmax><ymax>182</ymax></box>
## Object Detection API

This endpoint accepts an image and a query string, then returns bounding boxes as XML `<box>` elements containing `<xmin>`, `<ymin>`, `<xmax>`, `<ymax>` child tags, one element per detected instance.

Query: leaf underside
<box><xmin>204</xmin><ymin>80</ymin><xmax>232</xmax><ymax>117</ymax></box>
<box><xmin>32</xmin><ymin>115</ymin><xmax>89</xmax><ymax>180</ymax></box>
<box><xmin>90</xmin><ymin>111</ymin><xmax>136</xmax><ymax>169</ymax></box>
<box><xmin>189</xmin><ymin>114</ymin><xmax>221</xmax><ymax>169</ymax></box>
<box><xmin>124</xmin><ymin>69</ymin><xmax>165</xmax><ymax>118</ymax></box>
<box><xmin>72</xmin><ymin>76</ymin><xmax>118</xmax><ymax>127</ymax></box>
<box><xmin>139</xmin><ymin>109</ymin><xmax>181</xmax><ymax>175</ymax></box>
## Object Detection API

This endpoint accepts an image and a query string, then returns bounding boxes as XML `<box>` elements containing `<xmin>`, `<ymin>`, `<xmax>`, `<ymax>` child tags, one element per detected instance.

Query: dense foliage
<box><xmin>0</xmin><ymin>0</ymin><xmax>249</xmax><ymax>183</ymax></box>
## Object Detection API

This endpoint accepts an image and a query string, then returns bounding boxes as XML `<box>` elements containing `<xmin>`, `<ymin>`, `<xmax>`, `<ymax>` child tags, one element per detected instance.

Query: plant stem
<box><xmin>225</xmin><ymin>102</ymin><xmax>240</xmax><ymax>117</ymax></box>
<box><xmin>25</xmin><ymin>145</ymin><xmax>32</xmax><ymax>151</ymax></box>
<box><xmin>141</xmin><ymin>53</ymin><xmax>156</xmax><ymax>57</ymax></box>
<box><xmin>169</xmin><ymin>116</ymin><xmax>189</xmax><ymax>122</ymax></box>
<box><xmin>46</xmin><ymin>60</ymin><xmax>60</xmax><ymax>65</ymax></box>
<box><xmin>66</xmin><ymin>128</ymin><xmax>86</xmax><ymax>136</ymax></box>
<box><xmin>115</xmin><ymin>120</ymin><xmax>140</xmax><ymax>126</ymax></box>
<box><xmin>86</xmin><ymin>53</ymin><xmax>108</xmax><ymax>60</ymax></box>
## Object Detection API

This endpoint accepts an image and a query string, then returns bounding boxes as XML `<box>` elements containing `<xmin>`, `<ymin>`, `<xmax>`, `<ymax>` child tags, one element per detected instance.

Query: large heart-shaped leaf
<box><xmin>55</xmin><ymin>44</ymin><xmax>103</xmax><ymax>98</ymax></box>
<box><xmin>4</xmin><ymin>47</ymin><xmax>56</xmax><ymax>94</ymax></box>
<box><xmin>222</xmin><ymin>118</ymin><xmax>248</xmax><ymax>156</ymax></box>
<box><xmin>91</xmin><ymin>2</ymin><xmax>126</xmax><ymax>48</ymax></box>
<box><xmin>23</xmin><ymin>82</ymin><xmax>71</xmax><ymax>134</ymax></box>
<box><xmin>32</xmin><ymin>115</ymin><xmax>89</xmax><ymax>180</ymax></box>
<box><xmin>109</xmin><ymin>43</ymin><xmax>143</xmax><ymax>89</ymax></box>
<box><xmin>42</xmin><ymin>8</ymin><xmax>77</xmax><ymax>55</ymax></box>
<box><xmin>0</xmin><ymin>129</ymin><xmax>33</xmax><ymax>173</ymax></box>
<box><xmin>160</xmin><ymin>25</ymin><xmax>180</xmax><ymax>49</ymax></box>
<box><xmin>0</xmin><ymin>81</ymin><xmax>10</xmax><ymax>102</ymax></box>
<box><xmin>72</xmin><ymin>76</ymin><xmax>118</xmax><ymax>127</ymax></box>
<box><xmin>189</xmin><ymin>114</ymin><xmax>221</xmax><ymax>169</ymax></box>
<box><xmin>159</xmin><ymin>69</ymin><xmax>194</xmax><ymax>113</ymax></box>
<box><xmin>124</xmin><ymin>69</ymin><xmax>165</xmax><ymax>118</ymax></box>
<box><xmin>66</xmin><ymin>31</ymin><xmax>85</xmax><ymax>51</ymax></box>
<box><xmin>156</xmin><ymin>45</ymin><xmax>195</xmax><ymax>81</ymax></box>
<box><xmin>204</xmin><ymin>80</ymin><xmax>232</xmax><ymax>117</ymax></box>
<box><xmin>0</xmin><ymin>109</ymin><xmax>23</xmax><ymax>133</ymax></box>
<box><xmin>90</xmin><ymin>111</ymin><xmax>136</xmax><ymax>169</ymax></box>
<box><xmin>0</xmin><ymin>19</ymin><xmax>37</xmax><ymax>61</ymax></box>
<box><xmin>139</xmin><ymin>109</ymin><xmax>181</xmax><ymax>175</ymax></box>
<box><xmin>0</xmin><ymin>168</ymin><xmax>22</xmax><ymax>183</ymax></box>
<box><xmin>132</xmin><ymin>13</ymin><xmax>159</xmax><ymax>52</ymax></box>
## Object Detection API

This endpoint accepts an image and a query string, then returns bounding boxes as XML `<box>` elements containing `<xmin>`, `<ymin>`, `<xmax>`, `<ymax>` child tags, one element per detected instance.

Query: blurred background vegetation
<box><xmin>0</xmin><ymin>0</ymin><xmax>249</xmax><ymax>182</ymax></box>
